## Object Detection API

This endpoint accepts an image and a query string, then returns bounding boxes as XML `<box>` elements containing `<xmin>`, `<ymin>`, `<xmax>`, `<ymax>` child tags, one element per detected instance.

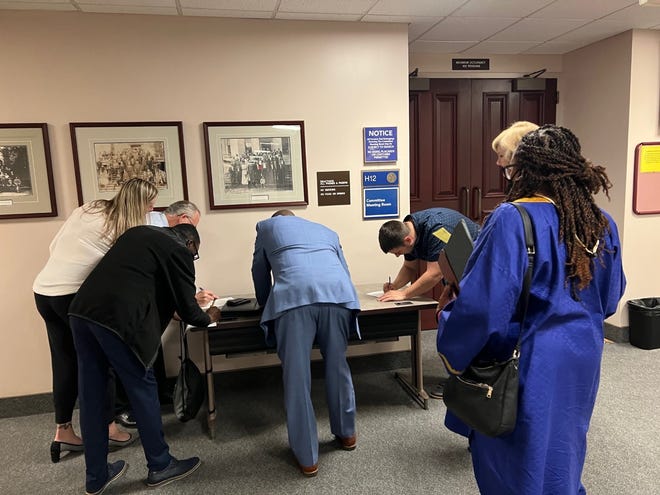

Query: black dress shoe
<box><xmin>146</xmin><ymin>456</ymin><xmax>201</xmax><ymax>488</ymax></box>
<box><xmin>86</xmin><ymin>460</ymin><xmax>128</xmax><ymax>495</ymax></box>
<box><xmin>428</xmin><ymin>382</ymin><xmax>445</xmax><ymax>399</ymax></box>
<box><xmin>50</xmin><ymin>440</ymin><xmax>84</xmax><ymax>463</ymax></box>
<box><xmin>115</xmin><ymin>411</ymin><xmax>137</xmax><ymax>428</ymax></box>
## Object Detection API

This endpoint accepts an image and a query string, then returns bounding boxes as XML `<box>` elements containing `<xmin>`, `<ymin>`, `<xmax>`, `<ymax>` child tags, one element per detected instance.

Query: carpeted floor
<box><xmin>0</xmin><ymin>331</ymin><xmax>658</xmax><ymax>494</ymax></box>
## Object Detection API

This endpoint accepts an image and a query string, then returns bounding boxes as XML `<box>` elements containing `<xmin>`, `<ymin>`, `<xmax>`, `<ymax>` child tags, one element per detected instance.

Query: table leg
<box><xmin>393</xmin><ymin>318</ymin><xmax>428</xmax><ymax>409</ymax></box>
<box><xmin>202</xmin><ymin>329</ymin><xmax>216</xmax><ymax>439</ymax></box>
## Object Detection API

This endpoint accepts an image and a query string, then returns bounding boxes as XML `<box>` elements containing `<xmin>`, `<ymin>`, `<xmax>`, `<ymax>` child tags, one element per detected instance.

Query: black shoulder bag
<box><xmin>173</xmin><ymin>322</ymin><xmax>205</xmax><ymax>422</ymax></box>
<box><xmin>442</xmin><ymin>203</ymin><xmax>534</xmax><ymax>437</ymax></box>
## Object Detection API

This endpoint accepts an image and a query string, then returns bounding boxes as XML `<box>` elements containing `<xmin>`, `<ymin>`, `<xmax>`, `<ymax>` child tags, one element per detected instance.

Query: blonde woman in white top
<box><xmin>33</xmin><ymin>178</ymin><xmax>158</xmax><ymax>463</ymax></box>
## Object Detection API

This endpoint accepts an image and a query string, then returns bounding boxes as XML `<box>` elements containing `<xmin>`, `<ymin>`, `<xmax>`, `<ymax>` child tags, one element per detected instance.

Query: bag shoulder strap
<box><xmin>510</xmin><ymin>202</ymin><xmax>535</xmax><ymax>354</ymax></box>
<box><xmin>178</xmin><ymin>321</ymin><xmax>190</xmax><ymax>361</ymax></box>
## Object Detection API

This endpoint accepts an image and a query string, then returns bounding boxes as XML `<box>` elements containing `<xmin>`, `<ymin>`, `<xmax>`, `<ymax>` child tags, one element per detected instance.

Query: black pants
<box><xmin>114</xmin><ymin>346</ymin><xmax>170</xmax><ymax>414</ymax></box>
<box><xmin>70</xmin><ymin>317</ymin><xmax>171</xmax><ymax>492</ymax></box>
<box><xmin>34</xmin><ymin>292</ymin><xmax>115</xmax><ymax>425</ymax></box>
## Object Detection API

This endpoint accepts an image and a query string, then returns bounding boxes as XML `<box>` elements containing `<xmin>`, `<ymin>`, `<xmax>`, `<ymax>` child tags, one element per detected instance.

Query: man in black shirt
<box><xmin>69</xmin><ymin>224</ymin><xmax>220</xmax><ymax>495</ymax></box>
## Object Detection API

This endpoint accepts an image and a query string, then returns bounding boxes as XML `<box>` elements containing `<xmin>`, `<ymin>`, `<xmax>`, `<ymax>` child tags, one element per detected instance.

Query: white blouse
<box><xmin>33</xmin><ymin>206</ymin><xmax>112</xmax><ymax>296</ymax></box>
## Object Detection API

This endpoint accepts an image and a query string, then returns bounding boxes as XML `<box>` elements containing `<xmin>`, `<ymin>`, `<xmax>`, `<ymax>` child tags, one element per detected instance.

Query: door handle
<box><xmin>461</xmin><ymin>186</ymin><xmax>470</xmax><ymax>218</ymax></box>
<box><xmin>472</xmin><ymin>187</ymin><xmax>481</xmax><ymax>221</ymax></box>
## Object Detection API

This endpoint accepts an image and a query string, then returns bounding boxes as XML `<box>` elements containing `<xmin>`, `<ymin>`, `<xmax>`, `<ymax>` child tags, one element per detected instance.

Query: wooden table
<box><xmin>186</xmin><ymin>284</ymin><xmax>437</xmax><ymax>438</ymax></box>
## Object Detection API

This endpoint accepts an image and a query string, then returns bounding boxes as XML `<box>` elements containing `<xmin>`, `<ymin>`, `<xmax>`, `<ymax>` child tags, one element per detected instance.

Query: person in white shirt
<box><xmin>33</xmin><ymin>178</ymin><xmax>158</xmax><ymax>463</ymax></box>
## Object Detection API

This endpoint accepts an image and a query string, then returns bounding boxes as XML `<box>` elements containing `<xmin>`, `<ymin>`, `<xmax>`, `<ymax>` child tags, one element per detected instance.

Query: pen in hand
<box><xmin>195</xmin><ymin>287</ymin><xmax>217</xmax><ymax>306</ymax></box>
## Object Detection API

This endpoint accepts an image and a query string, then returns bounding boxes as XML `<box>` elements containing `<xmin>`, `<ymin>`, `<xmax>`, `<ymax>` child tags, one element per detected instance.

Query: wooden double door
<box><xmin>409</xmin><ymin>78</ymin><xmax>557</xmax><ymax>222</ymax></box>
<box><xmin>409</xmin><ymin>78</ymin><xmax>557</xmax><ymax>327</ymax></box>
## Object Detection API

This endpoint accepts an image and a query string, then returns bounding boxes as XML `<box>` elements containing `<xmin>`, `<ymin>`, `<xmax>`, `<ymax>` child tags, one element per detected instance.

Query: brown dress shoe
<box><xmin>298</xmin><ymin>462</ymin><xmax>319</xmax><ymax>477</ymax></box>
<box><xmin>338</xmin><ymin>435</ymin><xmax>357</xmax><ymax>451</ymax></box>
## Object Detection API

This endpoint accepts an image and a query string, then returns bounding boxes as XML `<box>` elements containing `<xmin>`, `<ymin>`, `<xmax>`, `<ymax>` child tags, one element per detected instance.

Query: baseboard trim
<box><xmin>604</xmin><ymin>322</ymin><xmax>628</xmax><ymax>343</ymax></box>
<box><xmin>0</xmin><ymin>392</ymin><xmax>55</xmax><ymax>420</ymax></box>
<box><xmin>0</xmin><ymin>350</ymin><xmax>411</xmax><ymax>419</ymax></box>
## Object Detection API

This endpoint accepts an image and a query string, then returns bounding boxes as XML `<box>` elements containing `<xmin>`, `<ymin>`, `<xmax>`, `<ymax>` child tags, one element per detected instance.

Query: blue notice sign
<box><xmin>363</xmin><ymin>187</ymin><xmax>399</xmax><ymax>219</ymax></box>
<box><xmin>362</xmin><ymin>170</ymin><xmax>399</xmax><ymax>188</ymax></box>
<box><xmin>364</xmin><ymin>126</ymin><xmax>397</xmax><ymax>163</ymax></box>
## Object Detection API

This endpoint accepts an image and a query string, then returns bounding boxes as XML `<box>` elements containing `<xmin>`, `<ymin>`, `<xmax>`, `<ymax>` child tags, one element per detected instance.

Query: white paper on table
<box><xmin>199</xmin><ymin>297</ymin><xmax>234</xmax><ymax>327</ymax></box>
<box><xmin>366</xmin><ymin>290</ymin><xmax>384</xmax><ymax>297</ymax></box>
<box><xmin>214</xmin><ymin>297</ymin><xmax>233</xmax><ymax>308</ymax></box>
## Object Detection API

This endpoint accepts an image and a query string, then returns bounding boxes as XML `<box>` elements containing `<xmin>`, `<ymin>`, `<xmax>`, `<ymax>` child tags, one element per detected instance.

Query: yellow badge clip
<box><xmin>432</xmin><ymin>227</ymin><xmax>451</xmax><ymax>243</ymax></box>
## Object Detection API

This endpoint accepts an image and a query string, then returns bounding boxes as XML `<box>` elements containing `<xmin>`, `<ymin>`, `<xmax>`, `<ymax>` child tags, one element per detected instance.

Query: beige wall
<box><xmin>561</xmin><ymin>30</ymin><xmax>660</xmax><ymax>327</ymax></box>
<box><xmin>623</xmin><ymin>30</ymin><xmax>660</xmax><ymax>314</ymax></box>
<box><xmin>0</xmin><ymin>11</ymin><xmax>409</xmax><ymax>398</ymax></box>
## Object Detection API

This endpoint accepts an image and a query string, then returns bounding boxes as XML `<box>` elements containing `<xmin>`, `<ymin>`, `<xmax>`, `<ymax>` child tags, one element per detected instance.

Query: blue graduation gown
<box><xmin>437</xmin><ymin>201</ymin><xmax>626</xmax><ymax>494</ymax></box>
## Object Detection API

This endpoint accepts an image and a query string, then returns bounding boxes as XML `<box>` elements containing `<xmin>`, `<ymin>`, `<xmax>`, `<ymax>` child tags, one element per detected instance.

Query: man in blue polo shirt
<box><xmin>378</xmin><ymin>207</ymin><xmax>480</xmax><ymax>302</ymax></box>
<box><xmin>378</xmin><ymin>208</ymin><xmax>480</xmax><ymax>398</ymax></box>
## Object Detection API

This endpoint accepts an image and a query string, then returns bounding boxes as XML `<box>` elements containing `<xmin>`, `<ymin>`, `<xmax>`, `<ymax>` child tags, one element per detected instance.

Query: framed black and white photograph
<box><xmin>203</xmin><ymin>121</ymin><xmax>308</xmax><ymax>210</ymax></box>
<box><xmin>0</xmin><ymin>123</ymin><xmax>57</xmax><ymax>219</ymax></box>
<box><xmin>70</xmin><ymin>121</ymin><xmax>188</xmax><ymax>209</ymax></box>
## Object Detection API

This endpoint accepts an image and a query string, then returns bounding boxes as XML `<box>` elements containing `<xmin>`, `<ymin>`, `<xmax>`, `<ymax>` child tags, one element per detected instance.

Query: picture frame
<box><xmin>0</xmin><ymin>123</ymin><xmax>57</xmax><ymax>219</ymax></box>
<box><xmin>70</xmin><ymin>121</ymin><xmax>188</xmax><ymax>209</ymax></box>
<box><xmin>203</xmin><ymin>121</ymin><xmax>308</xmax><ymax>210</ymax></box>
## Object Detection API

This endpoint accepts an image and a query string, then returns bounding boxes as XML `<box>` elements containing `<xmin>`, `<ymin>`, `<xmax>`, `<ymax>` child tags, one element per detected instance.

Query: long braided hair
<box><xmin>506</xmin><ymin>125</ymin><xmax>612</xmax><ymax>298</ymax></box>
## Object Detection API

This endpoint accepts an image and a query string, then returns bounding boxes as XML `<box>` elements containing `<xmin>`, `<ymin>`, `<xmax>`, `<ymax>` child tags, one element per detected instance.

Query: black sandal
<box><xmin>50</xmin><ymin>440</ymin><xmax>84</xmax><ymax>463</ymax></box>
<box><xmin>51</xmin><ymin>422</ymin><xmax>84</xmax><ymax>463</ymax></box>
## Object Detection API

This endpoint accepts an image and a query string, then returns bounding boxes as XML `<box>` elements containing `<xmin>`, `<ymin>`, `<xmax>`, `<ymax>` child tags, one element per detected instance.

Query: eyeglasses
<box><xmin>501</xmin><ymin>165</ymin><xmax>517</xmax><ymax>180</ymax></box>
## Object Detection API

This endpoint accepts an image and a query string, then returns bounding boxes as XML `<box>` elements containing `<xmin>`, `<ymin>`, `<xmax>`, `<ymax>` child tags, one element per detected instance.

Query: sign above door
<box><xmin>452</xmin><ymin>59</ymin><xmax>490</xmax><ymax>71</ymax></box>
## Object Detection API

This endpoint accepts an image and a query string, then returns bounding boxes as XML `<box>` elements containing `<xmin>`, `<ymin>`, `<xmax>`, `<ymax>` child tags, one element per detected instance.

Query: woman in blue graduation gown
<box><xmin>437</xmin><ymin>125</ymin><xmax>626</xmax><ymax>494</ymax></box>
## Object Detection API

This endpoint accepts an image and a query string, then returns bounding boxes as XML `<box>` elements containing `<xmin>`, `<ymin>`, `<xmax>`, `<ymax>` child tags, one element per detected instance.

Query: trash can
<box><xmin>627</xmin><ymin>298</ymin><xmax>660</xmax><ymax>350</ymax></box>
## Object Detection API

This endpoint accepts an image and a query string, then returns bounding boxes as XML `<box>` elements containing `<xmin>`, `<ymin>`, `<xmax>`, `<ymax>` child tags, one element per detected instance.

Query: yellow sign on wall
<box><xmin>634</xmin><ymin>142</ymin><xmax>660</xmax><ymax>215</ymax></box>
<box><xmin>639</xmin><ymin>144</ymin><xmax>660</xmax><ymax>173</ymax></box>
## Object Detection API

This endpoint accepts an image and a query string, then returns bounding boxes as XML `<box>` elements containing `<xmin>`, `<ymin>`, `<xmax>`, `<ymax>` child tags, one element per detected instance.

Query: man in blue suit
<box><xmin>251</xmin><ymin>210</ymin><xmax>360</xmax><ymax>477</ymax></box>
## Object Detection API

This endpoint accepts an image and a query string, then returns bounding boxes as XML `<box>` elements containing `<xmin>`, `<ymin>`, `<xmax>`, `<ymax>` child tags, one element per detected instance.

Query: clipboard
<box><xmin>437</xmin><ymin>219</ymin><xmax>474</xmax><ymax>295</ymax></box>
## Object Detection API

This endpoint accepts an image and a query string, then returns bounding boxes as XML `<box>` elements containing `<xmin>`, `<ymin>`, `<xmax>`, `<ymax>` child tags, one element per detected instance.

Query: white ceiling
<box><xmin>2</xmin><ymin>0</ymin><xmax>660</xmax><ymax>54</ymax></box>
